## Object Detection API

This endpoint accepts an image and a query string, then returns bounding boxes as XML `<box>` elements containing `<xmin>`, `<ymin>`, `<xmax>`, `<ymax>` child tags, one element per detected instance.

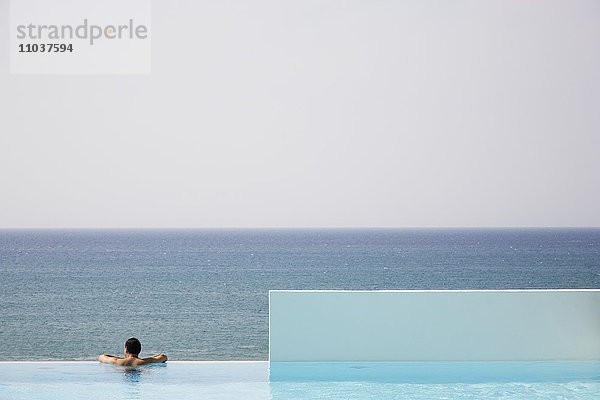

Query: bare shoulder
<box><xmin>99</xmin><ymin>354</ymin><xmax>167</xmax><ymax>366</ymax></box>
<box><xmin>117</xmin><ymin>358</ymin><xmax>143</xmax><ymax>366</ymax></box>
<box><xmin>98</xmin><ymin>354</ymin><xmax>123</xmax><ymax>364</ymax></box>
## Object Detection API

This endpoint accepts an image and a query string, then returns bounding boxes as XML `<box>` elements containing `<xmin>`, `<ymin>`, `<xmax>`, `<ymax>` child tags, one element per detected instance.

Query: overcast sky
<box><xmin>0</xmin><ymin>0</ymin><xmax>599</xmax><ymax>228</ymax></box>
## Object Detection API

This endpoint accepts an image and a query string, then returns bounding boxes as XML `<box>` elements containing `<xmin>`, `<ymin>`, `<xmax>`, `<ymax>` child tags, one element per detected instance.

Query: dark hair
<box><xmin>125</xmin><ymin>338</ymin><xmax>141</xmax><ymax>355</ymax></box>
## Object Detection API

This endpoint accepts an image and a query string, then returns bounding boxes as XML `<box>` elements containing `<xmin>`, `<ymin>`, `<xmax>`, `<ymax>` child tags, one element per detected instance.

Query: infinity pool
<box><xmin>0</xmin><ymin>361</ymin><xmax>598</xmax><ymax>399</ymax></box>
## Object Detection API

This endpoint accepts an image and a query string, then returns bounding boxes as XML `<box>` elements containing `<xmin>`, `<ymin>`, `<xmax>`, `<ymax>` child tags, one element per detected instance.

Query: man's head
<box><xmin>125</xmin><ymin>337</ymin><xmax>141</xmax><ymax>356</ymax></box>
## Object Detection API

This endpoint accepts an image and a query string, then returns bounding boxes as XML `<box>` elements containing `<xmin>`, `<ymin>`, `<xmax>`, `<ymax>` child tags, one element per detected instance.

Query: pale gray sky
<box><xmin>1</xmin><ymin>0</ymin><xmax>599</xmax><ymax>228</ymax></box>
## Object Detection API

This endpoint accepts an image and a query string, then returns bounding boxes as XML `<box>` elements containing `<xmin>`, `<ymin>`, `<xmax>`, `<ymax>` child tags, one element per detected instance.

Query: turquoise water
<box><xmin>0</xmin><ymin>361</ymin><xmax>598</xmax><ymax>399</ymax></box>
<box><xmin>1</xmin><ymin>228</ymin><xmax>599</xmax><ymax>361</ymax></box>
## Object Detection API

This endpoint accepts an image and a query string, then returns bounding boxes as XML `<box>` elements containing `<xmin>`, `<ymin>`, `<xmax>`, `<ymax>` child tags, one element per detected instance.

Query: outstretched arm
<box><xmin>141</xmin><ymin>353</ymin><xmax>168</xmax><ymax>363</ymax></box>
<box><xmin>98</xmin><ymin>354</ymin><xmax>123</xmax><ymax>364</ymax></box>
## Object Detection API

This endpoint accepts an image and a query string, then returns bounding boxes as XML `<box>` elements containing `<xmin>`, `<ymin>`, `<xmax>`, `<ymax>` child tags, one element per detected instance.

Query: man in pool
<box><xmin>99</xmin><ymin>337</ymin><xmax>168</xmax><ymax>366</ymax></box>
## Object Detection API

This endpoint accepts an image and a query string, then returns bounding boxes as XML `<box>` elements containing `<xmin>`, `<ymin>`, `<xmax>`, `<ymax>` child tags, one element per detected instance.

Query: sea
<box><xmin>0</xmin><ymin>228</ymin><xmax>598</xmax><ymax>361</ymax></box>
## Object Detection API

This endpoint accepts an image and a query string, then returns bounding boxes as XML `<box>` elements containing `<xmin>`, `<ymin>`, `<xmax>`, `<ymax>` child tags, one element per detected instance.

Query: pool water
<box><xmin>0</xmin><ymin>361</ymin><xmax>598</xmax><ymax>399</ymax></box>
